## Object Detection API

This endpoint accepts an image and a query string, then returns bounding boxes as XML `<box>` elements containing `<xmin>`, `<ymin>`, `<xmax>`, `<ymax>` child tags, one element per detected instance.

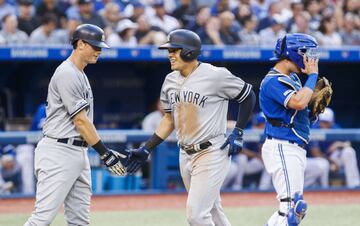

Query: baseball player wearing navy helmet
<box><xmin>125</xmin><ymin>29</ymin><xmax>256</xmax><ymax>225</ymax></box>
<box><xmin>24</xmin><ymin>24</ymin><xmax>127</xmax><ymax>226</ymax></box>
<box><xmin>259</xmin><ymin>33</ymin><xmax>320</xmax><ymax>226</ymax></box>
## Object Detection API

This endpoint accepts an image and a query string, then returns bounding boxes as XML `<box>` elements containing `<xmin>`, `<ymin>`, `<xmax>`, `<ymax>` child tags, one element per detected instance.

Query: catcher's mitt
<box><xmin>308</xmin><ymin>77</ymin><xmax>333</xmax><ymax>118</ymax></box>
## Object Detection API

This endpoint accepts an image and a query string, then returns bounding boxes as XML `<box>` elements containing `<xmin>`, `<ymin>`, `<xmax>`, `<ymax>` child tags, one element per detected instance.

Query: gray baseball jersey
<box><xmin>43</xmin><ymin>59</ymin><xmax>93</xmax><ymax>138</ymax></box>
<box><xmin>160</xmin><ymin>62</ymin><xmax>252</xmax><ymax>146</ymax></box>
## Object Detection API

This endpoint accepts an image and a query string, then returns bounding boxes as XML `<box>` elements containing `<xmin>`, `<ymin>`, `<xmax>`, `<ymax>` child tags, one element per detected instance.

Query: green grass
<box><xmin>2</xmin><ymin>204</ymin><xmax>359</xmax><ymax>226</ymax></box>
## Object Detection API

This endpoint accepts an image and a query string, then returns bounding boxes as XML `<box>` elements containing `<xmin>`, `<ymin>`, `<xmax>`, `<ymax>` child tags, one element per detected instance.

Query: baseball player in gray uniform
<box><xmin>125</xmin><ymin>29</ymin><xmax>256</xmax><ymax>226</ymax></box>
<box><xmin>24</xmin><ymin>24</ymin><xmax>126</xmax><ymax>226</ymax></box>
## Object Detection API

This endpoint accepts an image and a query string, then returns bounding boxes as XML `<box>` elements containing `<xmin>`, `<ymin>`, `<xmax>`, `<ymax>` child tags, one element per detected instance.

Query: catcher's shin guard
<box><xmin>287</xmin><ymin>192</ymin><xmax>307</xmax><ymax>226</ymax></box>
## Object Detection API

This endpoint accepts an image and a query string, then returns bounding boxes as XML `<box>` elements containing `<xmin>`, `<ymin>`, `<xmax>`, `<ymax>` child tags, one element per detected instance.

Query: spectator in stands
<box><xmin>123</xmin><ymin>1</ymin><xmax>146</xmax><ymax>22</ymax></box>
<box><xmin>0</xmin><ymin>0</ymin><xmax>16</xmax><ymax>25</ymax></box>
<box><xmin>342</xmin><ymin>0</ymin><xmax>359</xmax><ymax>15</ymax></box>
<box><xmin>217</xmin><ymin>10</ymin><xmax>241</xmax><ymax>45</ymax></box>
<box><xmin>107</xmin><ymin>18</ymin><xmax>138</xmax><ymax>47</ymax></box>
<box><xmin>223</xmin><ymin>112</ymin><xmax>271</xmax><ymax>190</ymax></box>
<box><xmin>304</xmin><ymin>0</ymin><xmax>322</xmax><ymax>32</ymax></box>
<box><xmin>309</xmin><ymin>108</ymin><xmax>360</xmax><ymax>188</ymax></box>
<box><xmin>256</xmin><ymin>1</ymin><xmax>282</xmax><ymax>32</ymax></box>
<box><xmin>29</xmin><ymin>13</ymin><xmax>62</xmax><ymax>45</ymax></box>
<box><xmin>17</xmin><ymin>0</ymin><xmax>40</xmax><ymax>36</ymax></box>
<box><xmin>320</xmin><ymin>0</ymin><xmax>335</xmax><ymax>14</ymax></box>
<box><xmin>205</xmin><ymin>16</ymin><xmax>223</xmax><ymax>45</ymax></box>
<box><xmin>149</xmin><ymin>0</ymin><xmax>180</xmax><ymax>33</ymax></box>
<box><xmin>185</xmin><ymin>6</ymin><xmax>211</xmax><ymax>43</ymax></box>
<box><xmin>238</xmin><ymin>15</ymin><xmax>260</xmax><ymax>45</ymax></box>
<box><xmin>129</xmin><ymin>1</ymin><xmax>146</xmax><ymax>22</ymax></box>
<box><xmin>210</xmin><ymin>0</ymin><xmax>230</xmax><ymax>16</ymax></box>
<box><xmin>289</xmin><ymin>12</ymin><xmax>311</xmax><ymax>33</ymax></box>
<box><xmin>135</xmin><ymin>15</ymin><xmax>166</xmax><ymax>45</ymax></box>
<box><xmin>259</xmin><ymin>16</ymin><xmax>286</xmax><ymax>46</ymax></box>
<box><xmin>0</xmin><ymin>14</ymin><xmax>28</xmax><ymax>45</ymax></box>
<box><xmin>314</xmin><ymin>16</ymin><xmax>342</xmax><ymax>46</ymax></box>
<box><xmin>36</xmin><ymin>0</ymin><xmax>67</xmax><ymax>28</ymax></box>
<box><xmin>78</xmin><ymin>0</ymin><xmax>105</xmax><ymax>28</ymax></box>
<box><xmin>94</xmin><ymin>0</ymin><xmax>123</xmax><ymax>12</ymax></box>
<box><xmin>171</xmin><ymin>0</ymin><xmax>195</xmax><ymax>27</ymax></box>
<box><xmin>100</xmin><ymin>2</ymin><xmax>122</xmax><ymax>36</ymax></box>
<box><xmin>340</xmin><ymin>13</ymin><xmax>360</xmax><ymax>45</ymax></box>
<box><xmin>142</xmin><ymin>99</ymin><xmax>164</xmax><ymax>131</ymax></box>
<box><xmin>0</xmin><ymin>145</ymin><xmax>22</xmax><ymax>193</ymax></box>
<box><xmin>251</xmin><ymin>0</ymin><xmax>271</xmax><ymax>20</ymax></box>
<box><xmin>194</xmin><ymin>0</ymin><xmax>217</xmax><ymax>9</ymax></box>
<box><xmin>67</xmin><ymin>0</ymin><xmax>105</xmax><ymax>28</ymax></box>
<box><xmin>51</xmin><ymin>17</ymin><xmax>82</xmax><ymax>44</ymax></box>
<box><xmin>286</xmin><ymin>0</ymin><xmax>304</xmax><ymax>32</ymax></box>
<box><xmin>232</xmin><ymin>3</ymin><xmax>252</xmax><ymax>28</ymax></box>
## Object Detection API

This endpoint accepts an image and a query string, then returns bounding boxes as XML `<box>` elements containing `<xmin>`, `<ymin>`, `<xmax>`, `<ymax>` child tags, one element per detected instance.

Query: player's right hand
<box><xmin>220</xmin><ymin>127</ymin><xmax>244</xmax><ymax>156</ymax></box>
<box><xmin>301</xmin><ymin>54</ymin><xmax>319</xmax><ymax>75</ymax></box>
<box><xmin>101</xmin><ymin>149</ymin><xmax>126</xmax><ymax>176</ymax></box>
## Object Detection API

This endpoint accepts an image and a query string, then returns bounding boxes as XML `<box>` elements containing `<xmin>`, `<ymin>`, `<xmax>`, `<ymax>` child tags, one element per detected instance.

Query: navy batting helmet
<box><xmin>270</xmin><ymin>33</ymin><xmax>318</xmax><ymax>69</ymax></box>
<box><xmin>71</xmin><ymin>24</ymin><xmax>109</xmax><ymax>48</ymax></box>
<box><xmin>158</xmin><ymin>29</ymin><xmax>201</xmax><ymax>62</ymax></box>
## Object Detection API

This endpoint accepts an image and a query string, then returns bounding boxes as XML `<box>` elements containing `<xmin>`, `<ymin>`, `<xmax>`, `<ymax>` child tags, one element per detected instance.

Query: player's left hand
<box><xmin>220</xmin><ymin>127</ymin><xmax>244</xmax><ymax>156</ymax></box>
<box><xmin>125</xmin><ymin>147</ymin><xmax>150</xmax><ymax>174</ymax></box>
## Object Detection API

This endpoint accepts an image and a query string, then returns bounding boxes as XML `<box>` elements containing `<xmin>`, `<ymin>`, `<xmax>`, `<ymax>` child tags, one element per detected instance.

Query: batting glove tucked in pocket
<box><xmin>220</xmin><ymin>127</ymin><xmax>244</xmax><ymax>156</ymax></box>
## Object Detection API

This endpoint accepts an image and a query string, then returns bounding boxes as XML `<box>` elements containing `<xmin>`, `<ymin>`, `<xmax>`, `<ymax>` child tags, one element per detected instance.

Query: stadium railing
<box><xmin>0</xmin><ymin>129</ymin><xmax>359</xmax><ymax>193</ymax></box>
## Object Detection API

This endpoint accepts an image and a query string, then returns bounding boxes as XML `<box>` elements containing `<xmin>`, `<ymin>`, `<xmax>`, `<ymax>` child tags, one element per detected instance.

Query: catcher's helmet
<box><xmin>159</xmin><ymin>29</ymin><xmax>201</xmax><ymax>62</ymax></box>
<box><xmin>71</xmin><ymin>24</ymin><xmax>109</xmax><ymax>48</ymax></box>
<box><xmin>270</xmin><ymin>33</ymin><xmax>318</xmax><ymax>69</ymax></box>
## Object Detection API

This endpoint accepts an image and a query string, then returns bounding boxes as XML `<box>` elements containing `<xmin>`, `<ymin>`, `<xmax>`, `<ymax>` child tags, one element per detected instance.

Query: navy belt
<box><xmin>180</xmin><ymin>141</ymin><xmax>212</xmax><ymax>155</ymax></box>
<box><xmin>57</xmin><ymin>138</ymin><xmax>88</xmax><ymax>147</ymax></box>
<box><xmin>267</xmin><ymin>136</ymin><xmax>306</xmax><ymax>149</ymax></box>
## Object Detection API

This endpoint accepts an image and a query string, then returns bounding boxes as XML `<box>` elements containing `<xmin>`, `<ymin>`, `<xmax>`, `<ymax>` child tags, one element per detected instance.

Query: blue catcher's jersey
<box><xmin>259</xmin><ymin>68</ymin><xmax>311</xmax><ymax>145</ymax></box>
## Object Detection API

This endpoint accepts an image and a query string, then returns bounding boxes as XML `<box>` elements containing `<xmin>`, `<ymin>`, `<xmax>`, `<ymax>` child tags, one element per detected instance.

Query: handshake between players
<box><xmin>100</xmin><ymin>147</ymin><xmax>149</xmax><ymax>176</ymax></box>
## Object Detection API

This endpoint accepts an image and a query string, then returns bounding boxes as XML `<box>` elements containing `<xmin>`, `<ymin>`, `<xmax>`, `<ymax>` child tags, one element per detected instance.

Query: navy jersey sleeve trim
<box><xmin>235</xmin><ymin>83</ymin><xmax>252</xmax><ymax>103</ymax></box>
<box><xmin>70</xmin><ymin>103</ymin><xmax>89</xmax><ymax>118</ymax></box>
<box><xmin>164</xmin><ymin>108</ymin><xmax>172</xmax><ymax>113</ymax></box>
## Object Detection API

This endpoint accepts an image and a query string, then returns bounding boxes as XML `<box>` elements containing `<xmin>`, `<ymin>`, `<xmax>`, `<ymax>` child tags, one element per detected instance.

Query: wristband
<box><xmin>92</xmin><ymin>140</ymin><xmax>107</xmax><ymax>156</ymax></box>
<box><xmin>304</xmin><ymin>73</ymin><xmax>318</xmax><ymax>90</ymax></box>
<box><xmin>144</xmin><ymin>133</ymin><xmax>164</xmax><ymax>151</ymax></box>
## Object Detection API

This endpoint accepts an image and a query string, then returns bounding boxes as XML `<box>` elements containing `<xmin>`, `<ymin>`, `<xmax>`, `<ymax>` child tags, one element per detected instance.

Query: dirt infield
<box><xmin>1</xmin><ymin>190</ymin><xmax>359</xmax><ymax>214</ymax></box>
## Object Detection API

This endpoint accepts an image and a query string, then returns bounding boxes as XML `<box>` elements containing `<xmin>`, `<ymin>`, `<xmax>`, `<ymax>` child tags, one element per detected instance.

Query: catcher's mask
<box><xmin>270</xmin><ymin>33</ymin><xmax>319</xmax><ymax>69</ymax></box>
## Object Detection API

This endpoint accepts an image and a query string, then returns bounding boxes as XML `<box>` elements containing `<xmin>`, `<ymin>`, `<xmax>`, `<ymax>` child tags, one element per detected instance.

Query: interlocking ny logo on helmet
<box><xmin>270</xmin><ymin>33</ymin><xmax>318</xmax><ymax>69</ymax></box>
<box><xmin>158</xmin><ymin>29</ymin><xmax>201</xmax><ymax>62</ymax></box>
<box><xmin>72</xmin><ymin>24</ymin><xmax>109</xmax><ymax>49</ymax></box>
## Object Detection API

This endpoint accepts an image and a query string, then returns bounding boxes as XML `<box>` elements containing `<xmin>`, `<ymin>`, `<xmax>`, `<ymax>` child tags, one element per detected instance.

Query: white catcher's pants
<box><xmin>262</xmin><ymin>138</ymin><xmax>307</xmax><ymax>226</ymax></box>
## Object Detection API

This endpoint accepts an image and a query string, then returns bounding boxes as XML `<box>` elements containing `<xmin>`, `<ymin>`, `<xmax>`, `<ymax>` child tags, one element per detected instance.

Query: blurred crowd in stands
<box><xmin>0</xmin><ymin>0</ymin><xmax>359</xmax><ymax>46</ymax></box>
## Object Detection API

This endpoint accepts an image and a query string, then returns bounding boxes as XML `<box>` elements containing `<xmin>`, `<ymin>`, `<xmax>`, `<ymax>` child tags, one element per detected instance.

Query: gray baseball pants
<box><xmin>24</xmin><ymin>137</ymin><xmax>91</xmax><ymax>226</ymax></box>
